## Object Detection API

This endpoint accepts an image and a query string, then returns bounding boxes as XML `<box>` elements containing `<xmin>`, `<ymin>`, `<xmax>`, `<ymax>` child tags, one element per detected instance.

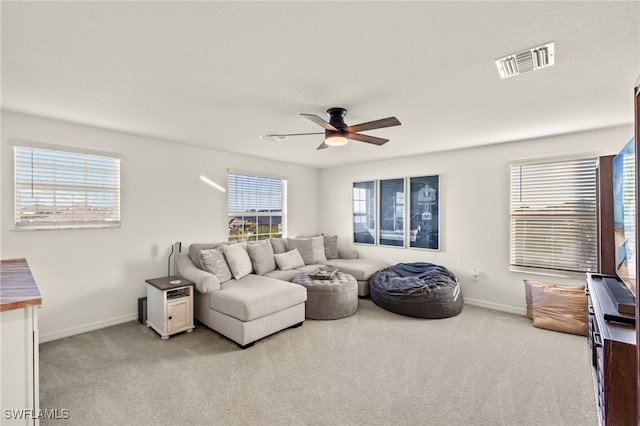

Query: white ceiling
<box><xmin>2</xmin><ymin>1</ymin><xmax>639</xmax><ymax>169</ymax></box>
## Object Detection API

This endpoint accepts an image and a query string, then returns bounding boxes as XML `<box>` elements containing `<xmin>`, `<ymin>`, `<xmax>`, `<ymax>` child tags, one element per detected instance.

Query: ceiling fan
<box><xmin>260</xmin><ymin>107</ymin><xmax>401</xmax><ymax>150</ymax></box>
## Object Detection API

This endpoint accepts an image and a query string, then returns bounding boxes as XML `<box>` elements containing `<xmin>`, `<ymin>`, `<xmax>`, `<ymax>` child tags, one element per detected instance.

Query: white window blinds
<box><xmin>14</xmin><ymin>145</ymin><xmax>121</xmax><ymax>230</ymax></box>
<box><xmin>227</xmin><ymin>171</ymin><xmax>287</xmax><ymax>241</ymax></box>
<box><xmin>509</xmin><ymin>157</ymin><xmax>597</xmax><ymax>273</ymax></box>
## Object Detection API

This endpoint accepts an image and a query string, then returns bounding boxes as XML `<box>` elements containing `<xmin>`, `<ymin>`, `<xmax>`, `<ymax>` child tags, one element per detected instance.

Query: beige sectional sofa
<box><xmin>175</xmin><ymin>235</ymin><xmax>389</xmax><ymax>348</ymax></box>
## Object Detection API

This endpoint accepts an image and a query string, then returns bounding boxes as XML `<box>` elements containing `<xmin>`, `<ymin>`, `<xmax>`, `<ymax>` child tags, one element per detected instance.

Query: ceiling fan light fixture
<box><xmin>325</xmin><ymin>132</ymin><xmax>348</xmax><ymax>146</ymax></box>
<box><xmin>265</xmin><ymin>108</ymin><xmax>400</xmax><ymax>150</ymax></box>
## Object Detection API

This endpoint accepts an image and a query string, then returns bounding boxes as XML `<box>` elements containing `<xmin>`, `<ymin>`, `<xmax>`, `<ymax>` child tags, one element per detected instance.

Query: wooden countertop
<box><xmin>1</xmin><ymin>258</ymin><xmax>42</xmax><ymax>312</ymax></box>
<box><xmin>145</xmin><ymin>275</ymin><xmax>194</xmax><ymax>291</ymax></box>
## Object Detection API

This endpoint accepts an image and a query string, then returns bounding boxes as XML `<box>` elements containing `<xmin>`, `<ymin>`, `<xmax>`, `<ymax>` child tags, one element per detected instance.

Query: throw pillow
<box><xmin>286</xmin><ymin>238</ymin><xmax>314</xmax><ymax>264</ymax></box>
<box><xmin>199</xmin><ymin>248</ymin><xmax>233</xmax><ymax>283</ymax></box>
<box><xmin>191</xmin><ymin>242</ymin><xmax>223</xmax><ymax>267</ymax></box>
<box><xmin>310</xmin><ymin>236</ymin><xmax>327</xmax><ymax>262</ymax></box>
<box><xmin>222</xmin><ymin>243</ymin><xmax>253</xmax><ymax>280</ymax></box>
<box><xmin>287</xmin><ymin>236</ymin><xmax>327</xmax><ymax>264</ymax></box>
<box><xmin>247</xmin><ymin>240</ymin><xmax>276</xmax><ymax>276</ymax></box>
<box><xmin>323</xmin><ymin>235</ymin><xmax>339</xmax><ymax>260</ymax></box>
<box><xmin>274</xmin><ymin>249</ymin><xmax>305</xmax><ymax>271</ymax></box>
<box><xmin>270</xmin><ymin>238</ymin><xmax>288</xmax><ymax>254</ymax></box>
<box><xmin>529</xmin><ymin>282</ymin><xmax>587</xmax><ymax>336</ymax></box>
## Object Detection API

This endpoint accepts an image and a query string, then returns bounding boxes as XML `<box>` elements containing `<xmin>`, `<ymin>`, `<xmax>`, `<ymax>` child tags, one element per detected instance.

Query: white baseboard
<box><xmin>464</xmin><ymin>298</ymin><xmax>526</xmax><ymax>317</ymax></box>
<box><xmin>39</xmin><ymin>313</ymin><xmax>138</xmax><ymax>343</ymax></box>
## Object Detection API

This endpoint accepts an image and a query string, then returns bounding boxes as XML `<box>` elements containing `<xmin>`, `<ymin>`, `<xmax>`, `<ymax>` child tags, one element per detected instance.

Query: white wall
<box><xmin>319</xmin><ymin>125</ymin><xmax>634</xmax><ymax>314</ymax></box>
<box><xmin>2</xmin><ymin>109</ymin><xmax>634</xmax><ymax>340</ymax></box>
<box><xmin>1</xmin><ymin>111</ymin><xmax>321</xmax><ymax>342</ymax></box>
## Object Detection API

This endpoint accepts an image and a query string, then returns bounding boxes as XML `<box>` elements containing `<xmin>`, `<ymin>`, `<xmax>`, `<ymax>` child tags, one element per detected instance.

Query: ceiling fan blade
<box><xmin>347</xmin><ymin>133</ymin><xmax>389</xmax><ymax>146</ymax></box>
<box><xmin>259</xmin><ymin>132</ymin><xmax>324</xmax><ymax>141</ymax></box>
<box><xmin>301</xmin><ymin>113</ymin><xmax>339</xmax><ymax>131</ymax></box>
<box><xmin>316</xmin><ymin>142</ymin><xmax>330</xmax><ymax>150</ymax></box>
<box><xmin>344</xmin><ymin>117</ymin><xmax>401</xmax><ymax>133</ymax></box>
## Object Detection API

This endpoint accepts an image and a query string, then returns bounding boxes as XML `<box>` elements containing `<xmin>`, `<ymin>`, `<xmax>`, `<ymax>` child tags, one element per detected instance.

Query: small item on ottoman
<box><xmin>370</xmin><ymin>262</ymin><xmax>463</xmax><ymax>319</ymax></box>
<box><xmin>310</xmin><ymin>266</ymin><xmax>339</xmax><ymax>280</ymax></box>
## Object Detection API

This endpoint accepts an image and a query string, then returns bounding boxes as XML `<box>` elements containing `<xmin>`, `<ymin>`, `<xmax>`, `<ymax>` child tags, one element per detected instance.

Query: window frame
<box><xmin>509</xmin><ymin>155</ymin><xmax>598</xmax><ymax>275</ymax></box>
<box><xmin>353</xmin><ymin>175</ymin><xmax>440</xmax><ymax>251</ymax></box>
<box><xmin>352</xmin><ymin>181</ymin><xmax>377</xmax><ymax>245</ymax></box>
<box><xmin>408</xmin><ymin>175</ymin><xmax>440</xmax><ymax>250</ymax></box>
<box><xmin>13</xmin><ymin>140</ymin><xmax>122</xmax><ymax>231</ymax></box>
<box><xmin>227</xmin><ymin>170</ymin><xmax>287</xmax><ymax>242</ymax></box>
<box><xmin>379</xmin><ymin>178</ymin><xmax>406</xmax><ymax>247</ymax></box>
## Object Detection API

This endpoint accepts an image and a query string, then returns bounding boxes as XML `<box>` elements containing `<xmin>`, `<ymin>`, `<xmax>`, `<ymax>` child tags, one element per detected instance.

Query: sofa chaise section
<box><xmin>206</xmin><ymin>274</ymin><xmax>306</xmax><ymax>348</ymax></box>
<box><xmin>176</xmin><ymin>250</ymin><xmax>307</xmax><ymax>349</ymax></box>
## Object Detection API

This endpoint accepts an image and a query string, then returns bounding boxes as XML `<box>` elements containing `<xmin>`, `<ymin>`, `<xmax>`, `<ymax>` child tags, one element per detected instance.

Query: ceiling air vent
<box><xmin>495</xmin><ymin>42</ymin><xmax>554</xmax><ymax>79</ymax></box>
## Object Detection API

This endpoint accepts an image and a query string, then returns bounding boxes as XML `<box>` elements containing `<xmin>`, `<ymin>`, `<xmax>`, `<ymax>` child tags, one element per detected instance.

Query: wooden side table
<box><xmin>145</xmin><ymin>275</ymin><xmax>195</xmax><ymax>339</ymax></box>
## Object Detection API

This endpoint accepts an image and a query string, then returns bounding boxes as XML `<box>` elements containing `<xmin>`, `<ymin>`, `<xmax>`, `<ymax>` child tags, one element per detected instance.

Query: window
<box><xmin>353</xmin><ymin>181</ymin><xmax>376</xmax><ymax>244</ymax></box>
<box><xmin>509</xmin><ymin>157</ymin><xmax>598</xmax><ymax>273</ymax></box>
<box><xmin>14</xmin><ymin>144</ymin><xmax>121</xmax><ymax>230</ymax></box>
<box><xmin>353</xmin><ymin>176</ymin><xmax>440</xmax><ymax>250</ymax></box>
<box><xmin>227</xmin><ymin>171</ymin><xmax>287</xmax><ymax>242</ymax></box>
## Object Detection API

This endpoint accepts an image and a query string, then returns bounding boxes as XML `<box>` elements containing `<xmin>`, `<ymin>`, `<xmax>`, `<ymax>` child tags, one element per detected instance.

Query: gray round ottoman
<box><xmin>292</xmin><ymin>272</ymin><xmax>358</xmax><ymax>320</ymax></box>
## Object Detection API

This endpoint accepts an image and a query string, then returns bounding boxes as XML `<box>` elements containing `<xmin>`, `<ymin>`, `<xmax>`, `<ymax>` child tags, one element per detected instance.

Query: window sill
<box><xmin>13</xmin><ymin>223</ymin><xmax>121</xmax><ymax>231</ymax></box>
<box><xmin>510</xmin><ymin>266</ymin><xmax>587</xmax><ymax>280</ymax></box>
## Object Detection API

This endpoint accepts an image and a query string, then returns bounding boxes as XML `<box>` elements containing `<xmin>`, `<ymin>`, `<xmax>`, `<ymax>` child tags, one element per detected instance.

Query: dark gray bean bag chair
<box><xmin>370</xmin><ymin>262</ymin><xmax>463</xmax><ymax>318</ymax></box>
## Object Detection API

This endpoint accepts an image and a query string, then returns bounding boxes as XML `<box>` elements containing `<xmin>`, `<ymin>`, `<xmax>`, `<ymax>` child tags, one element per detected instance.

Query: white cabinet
<box><xmin>1</xmin><ymin>259</ymin><xmax>42</xmax><ymax>426</ymax></box>
<box><xmin>166</xmin><ymin>297</ymin><xmax>190</xmax><ymax>334</ymax></box>
<box><xmin>145</xmin><ymin>276</ymin><xmax>194</xmax><ymax>339</ymax></box>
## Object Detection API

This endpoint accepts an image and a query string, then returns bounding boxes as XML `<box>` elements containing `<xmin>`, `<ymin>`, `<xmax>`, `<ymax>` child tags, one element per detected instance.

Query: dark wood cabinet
<box><xmin>596</xmin><ymin>155</ymin><xmax>616</xmax><ymax>276</ymax></box>
<box><xmin>634</xmin><ymin>77</ymin><xmax>640</xmax><ymax>426</ymax></box>
<box><xmin>587</xmin><ymin>273</ymin><xmax>637</xmax><ymax>426</ymax></box>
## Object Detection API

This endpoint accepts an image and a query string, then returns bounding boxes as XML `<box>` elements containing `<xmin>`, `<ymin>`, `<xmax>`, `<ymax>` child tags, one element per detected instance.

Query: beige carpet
<box><xmin>39</xmin><ymin>300</ymin><xmax>597</xmax><ymax>425</ymax></box>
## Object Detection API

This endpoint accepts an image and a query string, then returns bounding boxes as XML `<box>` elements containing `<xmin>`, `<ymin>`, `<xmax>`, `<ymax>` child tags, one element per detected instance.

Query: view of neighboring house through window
<box><xmin>228</xmin><ymin>171</ymin><xmax>287</xmax><ymax>242</ymax></box>
<box><xmin>353</xmin><ymin>181</ymin><xmax>376</xmax><ymax>244</ymax></box>
<box><xmin>509</xmin><ymin>156</ymin><xmax>598</xmax><ymax>273</ymax></box>
<box><xmin>14</xmin><ymin>144</ymin><xmax>121</xmax><ymax>230</ymax></box>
